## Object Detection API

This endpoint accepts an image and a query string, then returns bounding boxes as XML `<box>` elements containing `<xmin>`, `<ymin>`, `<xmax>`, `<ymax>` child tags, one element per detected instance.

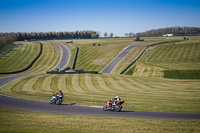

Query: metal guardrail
<box><xmin>46</xmin><ymin>69</ymin><xmax>98</xmax><ymax>74</ymax></box>
<box><xmin>120</xmin><ymin>40</ymin><xmax>183</xmax><ymax>74</ymax></box>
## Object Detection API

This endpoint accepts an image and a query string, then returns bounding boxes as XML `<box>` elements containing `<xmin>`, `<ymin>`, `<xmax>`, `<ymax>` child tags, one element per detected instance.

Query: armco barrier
<box><xmin>71</xmin><ymin>47</ymin><xmax>79</xmax><ymax>70</ymax></box>
<box><xmin>0</xmin><ymin>42</ymin><xmax>43</xmax><ymax>74</ymax></box>
<box><xmin>46</xmin><ymin>69</ymin><xmax>98</xmax><ymax>74</ymax></box>
<box><xmin>120</xmin><ymin>40</ymin><xmax>183</xmax><ymax>74</ymax></box>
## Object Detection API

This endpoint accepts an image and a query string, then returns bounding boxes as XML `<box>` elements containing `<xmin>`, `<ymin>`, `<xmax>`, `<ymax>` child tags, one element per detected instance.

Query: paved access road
<box><xmin>100</xmin><ymin>43</ymin><xmax>152</xmax><ymax>73</ymax></box>
<box><xmin>0</xmin><ymin>95</ymin><xmax>199</xmax><ymax>120</ymax></box>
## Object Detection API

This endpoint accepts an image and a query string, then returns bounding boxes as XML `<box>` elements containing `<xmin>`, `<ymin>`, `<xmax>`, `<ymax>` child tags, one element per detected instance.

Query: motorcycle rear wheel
<box><xmin>103</xmin><ymin>105</ymin><xmax>107</xmax><ymax>111</ymax></box>
<box><xmin>50</xmin><ymin>99</ymin><xmax>55</xmax><ymax>104</ymax></box>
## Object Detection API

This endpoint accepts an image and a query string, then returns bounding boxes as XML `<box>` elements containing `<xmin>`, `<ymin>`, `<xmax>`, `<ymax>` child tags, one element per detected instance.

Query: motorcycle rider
<box><xmin>51</xmin><ymin>90</ymin><xmax>63</xmax><ymax>102</ymax></box>
<box><xmin>111</xmin><ymin>96</ymin><xmax>121</xmax><ymax>106</ymax></box>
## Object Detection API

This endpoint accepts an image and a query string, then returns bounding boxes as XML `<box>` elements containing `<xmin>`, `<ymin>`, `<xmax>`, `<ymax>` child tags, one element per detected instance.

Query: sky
<box><xmin>0</xmin><ymin>0</ymin><xmax>200</xmax><ymax>37</ymax></box>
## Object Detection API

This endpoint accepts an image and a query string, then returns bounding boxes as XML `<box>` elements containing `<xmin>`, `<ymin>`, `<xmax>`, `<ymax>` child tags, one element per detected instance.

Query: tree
<box><xmin>104</xmin><ymin>32</ymin><xmax>108</xmax><ymax>38</ymax></box>
<box><xmin>125</xmin><ymin>33</ymin><xmax>129</xmax><ymax>37</ymax></box>
<box><xmin>110</xmin><ymin>33</ymin><xmax>114</xmax><ymax>38</ymax></box>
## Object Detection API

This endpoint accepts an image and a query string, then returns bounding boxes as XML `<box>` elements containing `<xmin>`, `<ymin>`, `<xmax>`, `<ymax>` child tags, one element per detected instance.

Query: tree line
<box><xmin>0</xmin><ymin>35</ymin><xmax>16</xmax><ymax>50</ymax></box>
<box><xmin>103</xmin><ymin>32</ymin><xmax>114</xmax><ymax>38</ymax></box>
<box><xmin>135</xmin><ymin>26</ymin><xmax>200</xmax><ymax>37</ymax></box>
<box><xmin>0</xmin><ymin>31</ymin><xmax>99</xmax><ymax>49</ymax></box>
<box><xmin>0</xmin><ymin>31</ymin><xmax>99</xmax><ymax>41</ymax></box>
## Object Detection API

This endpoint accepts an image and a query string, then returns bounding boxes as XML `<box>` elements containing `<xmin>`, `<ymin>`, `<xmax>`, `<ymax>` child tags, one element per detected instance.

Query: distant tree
<box><xmin>110</xmin><ymin>33</ymin><xmax>114</xmax><ymax>38</ymax></box>
<box><xmin>129</xmin><ymin>33</ymin><xmax>135</xmax><ymax>37</ymax></box>
<box><xmin>104</xmin><ymin>32</ymin><xmax>108</xmax><ymax>38</ymax></box>
<box><xmin>125</xmin><ymin>33</ymin><xmax>129</xmax><ymax>37</ymax></box>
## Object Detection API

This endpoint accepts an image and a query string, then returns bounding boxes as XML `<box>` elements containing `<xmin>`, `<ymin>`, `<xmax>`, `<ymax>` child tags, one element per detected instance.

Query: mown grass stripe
<box><xmin>65</xmin><ymin>75</ymin><xmax>75</xmax><ymax>92</ymax></box>
<box><xmin>33</xmin><ymin>75</ymin><xmax>46</xmax><ymax>92</ymax></box>
<box><xmin>79</xmin><ymin>74</ymin><xmax>90</xmax><ymax>92</ymax></box>
<box><xmin>84</xmin><ymin>74</ymin><xmax>98</xmax><ymax>92</ymax></box>
<box><xmin>29</xmin><ymin>42</ymin><xmax>49</xmax><ymax>72</ymax></box>
<box><xmin>0</xmin><ymin>42</ymin><xmax>39</xmax><ymax>73</ymax></box>
<box><xmin>96</xmin><ymin>74</ymin><xmax>112</xmax><ymax>91</ymax></box>
<box><xmin>105</xmin><ymin>74</ymin><xmax>126</xmax><ymax>91</ymax></box>
<box><xmin>72</xmin><ymin>75</ymin><xmax>85</xmax><ymax>92</ymax></box>
<box><xmin>50</xmin><ymin>75</ymin><xmax>60</xmax><ymax>92</ymax></box>
<box><xmin>32</xmin><ymin>42</ymin><xmax>55</xmax><ymax>72</ymax></box>
<box><xmin>114</xmin><ymin>76</ymin><xmax>135</xmax><ymax>91</ymax></box>
<box><xmin>91</xmin><ymin>74</ymin><xmax>105</xmax><ymax>91</ymax></box>
<box><xmin>0</xmin><ymin>77</ymin><xmax>25</xmax><ymax>93</ymax></box>
<box><xmin>41</xmin><ymin>74</ymin><xmax>57</xmax><ymax>92</ymax></box>
<box><xmin>57</xmin><ymin>75</ymin><xmax>69</xmax><ymax>93</ymax></box>
<box><xmin>11</xmin><ymin>76</ymin><xmax>33</xmax><ymax>92</ymax></box>
<box><xmin>22</xmin><ymin>75</ymin><xmax>44</xmax><ymax>93</ymax></box>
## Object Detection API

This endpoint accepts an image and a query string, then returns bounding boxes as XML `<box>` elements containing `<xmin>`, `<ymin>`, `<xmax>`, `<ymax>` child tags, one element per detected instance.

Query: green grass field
<box><xmin>0</xmin><ymin>41</ymin><xmax>61</xmax><ymax>77</ymax></box>
<box><xmin>0</xmin><ymin>42</ymin><xmax>40</xmax><ymax>73</ymax></box>
<box><xmin>57</xmin><ymin>37</ymin><xmax>184</xmax><ymax>72</ymax></box>
<box><xmin>1</xmin><ymin>109</ymin><xmax>200</xmax><ymax>133</ymax></box>
<box><xmin>123</xmin><ymin>38</ymin><xmax>200</xmax><ymax>78</ymax></box>
<box><xmin>0</xmin><ymin>37</ymin><xmax>200</xmax><ymax>132</ymax></box>
<box><xmin>1</xmin><ymin>73</ymin><xmax>199</xmax><ymax>113</ymax></box>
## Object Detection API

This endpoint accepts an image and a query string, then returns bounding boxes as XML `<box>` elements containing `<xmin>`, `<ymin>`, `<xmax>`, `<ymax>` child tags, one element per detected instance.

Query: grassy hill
<box><xmin>0</xmin><ymin>42</ymin><xmax>40</xmax><ymax>73</ymax></box>
<box><xmin>57</xmin><ymin>37</ymin><xmax>184</xmax><ymax>72</ymax></box>
<box><xmin>0</xmin><ymin>41</ymin><xmax>61</xmax><ymax>77</ymax></box>
<box><xmin>122</xmin><ymin>38</ymin><xmax>200</xmax><ymax>78</ymax></box>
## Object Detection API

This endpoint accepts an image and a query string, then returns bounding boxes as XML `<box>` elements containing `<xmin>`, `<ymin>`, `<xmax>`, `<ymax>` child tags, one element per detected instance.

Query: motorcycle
<box><xmin>103</xmin><ymin>99</ymin><xmax>125</xmax><ymax>112</ymax></box>
<box><xmin>49</xmin><ymin>93</ymin><xmax>64</xmax><ymax>105</ymax></box>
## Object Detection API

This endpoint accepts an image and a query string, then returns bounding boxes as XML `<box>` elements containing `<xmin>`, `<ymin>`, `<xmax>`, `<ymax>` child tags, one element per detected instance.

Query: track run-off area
<box><xmin>0</xmin><ymin>40</ymin><xmax>200</xmax><ymax>120</ymax></box>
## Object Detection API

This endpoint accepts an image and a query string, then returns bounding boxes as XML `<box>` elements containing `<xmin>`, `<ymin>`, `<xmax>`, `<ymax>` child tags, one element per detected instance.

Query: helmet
<box><xmin>116</xmin><ymin>96</ymin><xmax>119</xmax><ymax>98</ymax></box>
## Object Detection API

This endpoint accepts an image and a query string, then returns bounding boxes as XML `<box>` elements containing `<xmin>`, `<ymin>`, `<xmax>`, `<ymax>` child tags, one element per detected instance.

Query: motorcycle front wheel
<box><xmin>115</xmin><ymin>105</ymin><xmax>122</xmax><ymax>112</ymax></box>
<box><xmin>55</xmin><ymin>99</ymin><xmax>62</xmax><ymax>105</ymax></box>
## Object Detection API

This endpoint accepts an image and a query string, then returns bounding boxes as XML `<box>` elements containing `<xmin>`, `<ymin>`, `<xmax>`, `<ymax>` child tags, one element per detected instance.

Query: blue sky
<box><xmin>0</xmin><ymin>0</ymin><xmax>200</xmax><ymax>36</ymax></box>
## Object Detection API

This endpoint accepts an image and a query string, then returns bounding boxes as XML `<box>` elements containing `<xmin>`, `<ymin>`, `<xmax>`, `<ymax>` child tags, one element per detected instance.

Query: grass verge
<box><xmin>164</xmin><ymin>70</ymin><xmax>200</xmax><ymax>79</ymax></box>
<box><xmin>1</xmin><ymin>73</ymin><xmax>200</xmax><ymax>113</ymax></box>
<box><xmin>0</xmin><ymin>108</ymin><xmax>200</xmax><ymax>133</ymax></box>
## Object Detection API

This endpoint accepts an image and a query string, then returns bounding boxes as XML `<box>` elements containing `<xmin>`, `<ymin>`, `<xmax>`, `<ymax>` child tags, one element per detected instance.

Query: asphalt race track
<box><xmin>0</xmin><ymin>42</ymin><xmax>200</xmax><ymax>120</ymax></box>
<box><xmin>0</xmin><ymin>95</ymin><xmax>200</xmax><ymax>120</ymax></box>
<box><xmin>100</xmin><ymin>43</ymin><xmax>152</xmax><ymax>73</ymax></box>
<box><xmin>50</xmin><ymin>42</ymin><xmax>71</xmax><ymax>70</ymax></box>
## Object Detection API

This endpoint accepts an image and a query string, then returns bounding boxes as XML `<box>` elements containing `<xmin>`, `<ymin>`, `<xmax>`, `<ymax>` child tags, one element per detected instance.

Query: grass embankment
<box><xmin>124</xmin><ymin>38</ymin><xmax>200</xmax><ymax>78</ymax></box>
<box><xmin>0</xmin><ymin>42</ymin><xmax>40</xmax><ymax>73</ymax></box>
<box><xmin>1</xmin><ymin>109</ymin><xmax>200</xmax><ymax>133</ymax></box>
<box><xmin>1</xmin><ymin>73</ymin><xmax>200</xmax><ymax>113</ymax></box>
<box><xmin>0</xmin><ymin>41</ymin><xmax>61</xmax><ymax>77</ymax></box>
